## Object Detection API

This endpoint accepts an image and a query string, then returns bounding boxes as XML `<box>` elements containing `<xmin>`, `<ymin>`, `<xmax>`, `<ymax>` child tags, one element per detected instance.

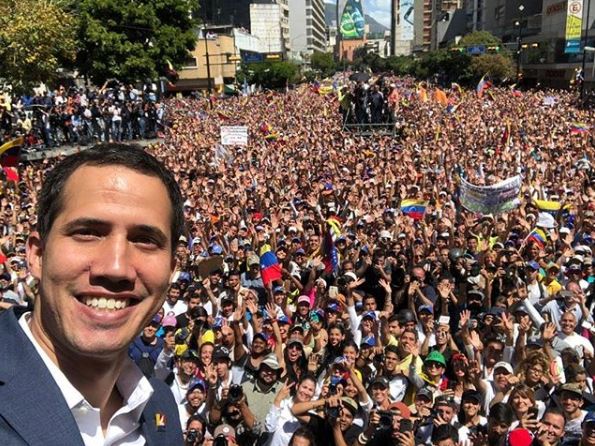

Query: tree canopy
<box><xmin>457</xmin><ymin>31</ymin><xmax>502</xmax><ymax>47</ymax></box>
<box><xmin>0</xmin><ymin>0</ymin><xmax>77</xmax><ymax>91</ymax></box>
<box><xmin>74</xmin><ymin>0</ymin><xmax>200</xmax><ymax>85</ymax></box>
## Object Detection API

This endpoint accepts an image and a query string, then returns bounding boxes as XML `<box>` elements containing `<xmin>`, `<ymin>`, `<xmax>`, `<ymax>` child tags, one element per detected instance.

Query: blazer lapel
<box><xmin>0</xmin><ymin>310</ymin><xmax>84</xmax><ymax>446</ymax></box>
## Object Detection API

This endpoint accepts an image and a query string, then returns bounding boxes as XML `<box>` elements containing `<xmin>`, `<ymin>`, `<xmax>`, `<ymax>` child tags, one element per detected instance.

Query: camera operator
<box><xmin>354</xmin><ymin>402</ymin><xmax>415</xmax><ymax>446</ymax></box>
<box><xmin>415</xmin><ymin>395</ymin><xmax>460</xmax><ymax>445</ymax></box>
<box><xmin>184</xmin><ymin>414</ymin><xmax>207</xmax><ymax>446</ymax></box>
<box><xmin>291</xmin><ymin>395</ymin><xmax>362</xmax><ymax>446</ymax></box>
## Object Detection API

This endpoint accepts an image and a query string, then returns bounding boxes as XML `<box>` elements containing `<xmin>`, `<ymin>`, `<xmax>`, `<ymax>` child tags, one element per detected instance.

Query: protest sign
<box><xmin>460</xmin><ymin>175</ymin><xmax>522</xmax><ymax>214</ymax></box>
<box><xmin>220</xmin><ymin>126</ymin><xmax>248</xmax><ymax>146</ymax></box>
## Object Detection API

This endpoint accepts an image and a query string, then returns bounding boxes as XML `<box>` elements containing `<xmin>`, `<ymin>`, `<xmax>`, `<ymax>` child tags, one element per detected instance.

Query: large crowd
<box><xmin>2</xmin><ymin>76</ymin><xmax>595</xmax><ymax>446</ymax></box>
<box><xmin>0</xmin><ymin>82</ymin><xmax>164</xmax><ymax>149</ymax></box>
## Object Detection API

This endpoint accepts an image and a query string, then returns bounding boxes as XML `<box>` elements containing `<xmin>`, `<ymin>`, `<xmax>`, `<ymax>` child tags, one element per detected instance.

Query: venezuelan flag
<box><xmin>260</xmin><ymin>251</ymin><xmax>282</xmax><ymax>286</ymax></box>
<box><xmin>326</xmin><ymin>216</ymin><xmax>342</xmax><ymax>238</ymax></box>
<box><xmin>476</xmin><ymin>75</ymin><xmax>492</xmax><ymax>98</ymax></box>
<box><xmin>570</xmin><ymin>123</ymin><xmax>590</xmax><ymax>134</ymax></box>
<box><xmin>401</xmin><ymin>199</ymin><xmax>427</xmax><ymax>221</ymax></box>
<box><xmin>528</xmin><ymin>228</ymin><xmax>548</xmax><ymax>249</ymax></box>
<box><xmin>321</xmin><ymin>227</ymin><xmax>339</xmax><ymax>274</ymax></box>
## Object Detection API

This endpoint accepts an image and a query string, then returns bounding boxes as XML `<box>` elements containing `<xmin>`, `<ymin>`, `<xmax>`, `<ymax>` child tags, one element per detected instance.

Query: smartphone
<box><xmin>528</xmin><ymin>407</ymin><xmax>539</xmax><ymax>419</ymax></box>
<box><xmin>329</xmin><ymin>286</ymin><xmax>339</xmax><ymax>299</ymax></box>
<box><xmin>581</xmin><ymin>320</ymin><xmax>594</xmax><ymax>330</ymax></box>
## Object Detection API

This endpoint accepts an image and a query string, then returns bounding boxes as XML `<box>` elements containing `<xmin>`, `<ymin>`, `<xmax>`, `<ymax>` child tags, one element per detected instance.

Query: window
<box><xmin>183</xmin><ymin>57</ymin><xmax>197</xmax><ymax>68</ymax></box>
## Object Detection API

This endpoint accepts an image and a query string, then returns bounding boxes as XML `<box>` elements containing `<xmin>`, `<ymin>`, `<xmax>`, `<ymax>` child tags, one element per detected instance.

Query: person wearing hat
<box><xmin>231</xmin><ymin>328</ymin><xmax>271</xmax><ymax>384</ymax></box>
<box><xmin>580</xmin><ymin>411</ymin><xmax>595</xmax><ymax>446</ymax></box>
<box><xmin>543</xmin><ymin>262</ymin><xmax>562</xmax><ymax>297</ymax></box>
<box><xmin>457</xmin><ymin>390</ymin><xmax>487</xmax><ymax>443</ymax></box>
<box><xmin>291</xmin><ymin>393</ymin><xmax>363</xmax><ymax>446</ymax></box>
<box><xmin>128</xmin><ymin>315</ymin><xmax>165</xmax><ymax>377</ymax></box>
<box><xmin>240</xmin><ymin>254</ymin><xmax>266</xmax><ymax>305</ymax></box>
<box><xmin>410</xmin><ymin>350</ymin><xmax>448</xmax><ymax>395</ymax></box>
<box><xmin>236</xmin><ymin>353</ymin><xmax>284</xmax><ymax>438</ymax></box>
<box><xmin>178</xmin><ymin>379</ymin><xmax>207</xmax><ymax>430</ymax></box>
<box><xmin>557</xmin><ymin>382</ymin><xmax>587</xmax><ymax>442</ymax></box>
<box><xmin>541</xmin><ymin>282</ymin><xmax>592</xmax><ymax>332</ymax></box>
<box><xmin>415</xmin><ymin>395</ymin><xmax>460</xmax><ymax>445</ymax></box>
<box><xmin>525</xmin><ymin>260</ymin><xmax>548</xmax><ymax>306</ymax></box>
<box><xmin>369</xmin><ymin>376</ymin><xmax>393</xmax><ymax>411</ymax></box>
<box><xmin>163</xmin><ymin>349</ymin><xmax>201</xmax><ymax>404</ymax></box>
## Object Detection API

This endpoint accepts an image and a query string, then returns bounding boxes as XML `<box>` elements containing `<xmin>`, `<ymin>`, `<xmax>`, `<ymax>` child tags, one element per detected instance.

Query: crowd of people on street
<box><xmin>0</xmin><ymin>82</ymin><xmax>164</xmax><ymax>149</ymax></box>
<box><xmin>1</xmin><ymin>75</ymin><xmax>595</xmax><ymax>446</ymax></box>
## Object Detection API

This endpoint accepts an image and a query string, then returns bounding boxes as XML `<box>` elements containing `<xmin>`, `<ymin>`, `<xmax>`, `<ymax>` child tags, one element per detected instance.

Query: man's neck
<box><xmin>567</xmin><ymin>409</ymin><xmax>583</xmax><ymax>421</ymax></box>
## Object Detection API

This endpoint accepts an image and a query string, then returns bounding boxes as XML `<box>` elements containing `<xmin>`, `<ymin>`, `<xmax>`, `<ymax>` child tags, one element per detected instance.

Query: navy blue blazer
<box><xmin>0</xmin><ymin>308</ymin><xmax>183</xmax><ymax>445</ymax></box>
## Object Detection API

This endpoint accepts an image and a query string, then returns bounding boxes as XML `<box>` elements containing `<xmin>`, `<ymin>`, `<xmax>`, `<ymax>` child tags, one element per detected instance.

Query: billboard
<box><xmin>400</xmin><ymin>0</ymin><xmax>414</xmax><ymax>41</ymax></box>
<box><xmin>565</xmin><ymin>0</ymin><xmax>584</xmax><ymax>54</ymax></box>
<box><xmin>339</xmin><ymin>0</ymin><xmax>365</xmax><ymax>40</ymax></box>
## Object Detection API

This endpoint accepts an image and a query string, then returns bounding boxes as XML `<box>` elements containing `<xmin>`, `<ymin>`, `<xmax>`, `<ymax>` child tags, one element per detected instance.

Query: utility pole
<box><xmin>203</xmin><ymin>24</ymin><xmax>213</xmax><ymax>97</ymax></box>
<box><xmin>581</xmin><ymin>0</ymin><xmax>592</xmax><ymax>100</ymax></box>
<box><xmin>516</xmin><ymin>5</ymin><xmax>525</xmax><ymax>82</ymax></box>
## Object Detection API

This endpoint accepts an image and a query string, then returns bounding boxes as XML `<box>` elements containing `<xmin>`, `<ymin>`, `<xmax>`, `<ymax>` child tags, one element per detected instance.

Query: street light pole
<box><xmin>581</xmin><ymin>0</ymin><xmax>592</xmax><ymax>100</ymax></box>
<box><xmin>203</xmin><ymin>26</ymin><xmax>213</xmax><ymax>97</ymax></box>
<box><xmin>516</xmin><ymin>4</ymin><xmax>525</xmax><ymax>82</ymax></box>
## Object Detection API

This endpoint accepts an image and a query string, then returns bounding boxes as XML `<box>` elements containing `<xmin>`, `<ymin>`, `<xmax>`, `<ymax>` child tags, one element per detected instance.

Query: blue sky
<box><xmin>326</xmin><ymin>0</ymin><xmax>391</xmax><ymax>28</ymax></box>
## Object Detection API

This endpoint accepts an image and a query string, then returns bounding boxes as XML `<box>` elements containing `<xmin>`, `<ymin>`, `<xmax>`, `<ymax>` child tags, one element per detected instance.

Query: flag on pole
<box><xmin>321</xmin><ymin>226</ymin><xmax>339</xmax><ymax>274</ymax></box>
<box><xmin>476</xmin><ymin>75</ymin><xmax>492</xmax><ymax>98</ymax></box>
<box><xmin>570</xmin><ymin>123</ymin><xmax>590</xmax><ymax>134</ymax></box>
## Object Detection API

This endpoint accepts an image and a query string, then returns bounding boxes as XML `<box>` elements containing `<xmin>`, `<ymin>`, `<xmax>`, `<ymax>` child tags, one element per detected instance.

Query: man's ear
<box><xmin>26</xmin><ymin>231</ymin><xmax>43</xmax><ymax>280</ymax></box>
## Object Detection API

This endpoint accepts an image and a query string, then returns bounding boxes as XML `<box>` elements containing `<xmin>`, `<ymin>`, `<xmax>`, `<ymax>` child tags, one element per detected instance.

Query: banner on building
<box><xmin>460</xmin><ymin>175</ymin><xmax>522</xmax><ymax>215</ymax></box>
<box><xmin>339</xmin><ymin>0</ymin><xmax>365</xmax><ymax>40</ymax></box>
<box><xmin>565</xmin><ymin>0</ymin><xmax>584</xmax><ymax>54</ymax></box>
<box><xmin>220</xmin><ymin>126</ymin><xmax>248</xmax><ymax>146</ymax></box>
<box><xmin>400</xmin><ymin>0</ymin><xmax>414</xmax><ymax>41</ymax></box>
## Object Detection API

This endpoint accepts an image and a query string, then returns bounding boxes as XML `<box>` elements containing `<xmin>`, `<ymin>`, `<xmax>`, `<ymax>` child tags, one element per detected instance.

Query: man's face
<box><xmin>435</xmin><ymin>404</ymin><xmax>454</xmax><ymax>423</ymax></box>
<box><xmin>259</xmin><ymin>364</ymin><xmax>277</xmax><ymax>385</ymax></box>
<box><xmin>399</xmin><ymin>331</ymin><xmax>417</xmax><ymax>354</ymax></box>
<box><xmin>215</xmin><ymin>359</ymin><xmax>229</xmax><ymax>378</ymax></box>
<box><xmin>371</xmin><ymin>384</ymin><xmax>389</xmax><ymax>404</ymax></box>
<box><xmin>167</xmin><ymin>287</ymin><xmax>180</xmax><ymax>304</ymax></box>
<box><xmin>187</xmin><ymin>388</ymin><xmax>206</xmax><ymax>408</ymax></box>
<box><xmin>142</xmin><ymin>324</ymin><xmax>158</xmax><ymax>340</ymax></box>
<box><xmin>560</xmin><ymin>391</ymin><xmax>583</xmax><ymax>415</ymax></box>
<box><xmin>560</xmin><ymin>313</ymin><xmax>576</xmax><ymax>335</ymax></box>
<box><xmin>539</xmin><ymin>412</ymin><xmax>565</xmax><ymax>444</ymax></box>
<box><xmin>27</xmin><ymin>165</ymin><xmax>174</xmax><ymax>361</ymax></box>
<box><xmin>338</xmin><ymin>407</ymin><xmax>354</xmax><ymax>432</ymax></box>
<box><xmin>187</xmin><ymin>297</ymin><xmax>200</xmax><ymax>311</ymax></box>
<box><xmin>180</xmin><ymin>358</ymin><xmax>198</xmax><ymax>377</ymax></box>
<box><xmin>384</xmin><ymin>351</ymin><xmax>399</xmax><ymax>373</ymax></box>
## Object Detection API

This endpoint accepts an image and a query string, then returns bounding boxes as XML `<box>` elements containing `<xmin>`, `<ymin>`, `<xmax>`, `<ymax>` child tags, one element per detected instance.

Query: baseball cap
<box><xmin>583</xmin><ymin>411</ymin><xmax>595</xmax><ymax>425</ymax></box>
<box><xmin>525</xmin><ymin>260</ymin><xmax>540</xmax><ymax>271</ymax></box>
<box><xmin>558</xmin><ymin>382</ymin><xmax>584</xmax><ymax>398</ymax></box>
<box><xmin>415</xmin><ymin>388</ymin><xmax>434</xmax><ymax>402</ymax></box>
<box><xmin>461</xmin><ymin>389</ymin><xmax>482</xmax><ymax>403</ymax></box>
<box><xmin>212</xmin><ymin>347</ymin><xmax>231</xmax><ymax>362</ymax></box>
<box><xmin>388</xmin><ymin>401</ymin><xmax>411</xmax><ymax>419</ymax></box>
<box><xmin>507</xmin><ymin>428</ymin><xmax>533</xmax><ymax>446</ymax></box>
<box><xmin>297</xmin><ymin>295</ymin><xmax>311</xmax><ymax>305</ymax></box>
<box><xmin>361</xmin><ymin>335</ymin><xmax>376</xmax><ymax>347</ymax></box>
<box><xmin>295</xmin><ymin>248</ymin><xmax>306</xmax><ymax>256</ymax></box>
<box><xmin>494</xmin><ymin>361</ymin><xmax>513</xmax><ymax>374</ymax></box>
<box><xmin>187</xmin><ymin>379</ymin><xmax>207</xmax><ymax>394</ymax></box>
<box><xmin>371</xmin><ymin>376</ymin><xmax>389</xmax><ymax>388</ymax></box>
<box><xmin>424</xmin><ymin>350</ymin><xmax>446</xmax><ymax>367</ymax></box>
<box><xmin>260</xmin><ymin>353</ymin><xmax>282</xmax><ymax>371</ymax></box>
<box><xmin>179</xmin><ymin>349</ymin><xmax>199</xmax><ymax>361</ymax></box>
<box><xmin>277</xmin><ymin>315</ymin><xmax>292</xmax><ymax>325</ymax></box>
<box><xmin>161</xmin><ymin>311</ymin><xmax>177</xmax><ymax>328</ymax></box>
<box><xmin>214</xmin><ymin>424</ymin><xmax>236</xmax><ymax>439</ymax></box>
<box><xmin>418</xmin><ymin>305</ymin><xmax>433</xmax><ymax>314</ymax></box>
<box><xmin>273</xmin><ymin>285</ymin><xmax>285</xmax><ymax>294</ymax></box>
<box><xmin>326</xmin><ymin>303</ymin><xmax>340</xmax><ymax>313</ymax></box>
<box><xmin>361</xmin><ymin>311</ymin><xmax>376</xmax><ymax>321</ymax></box>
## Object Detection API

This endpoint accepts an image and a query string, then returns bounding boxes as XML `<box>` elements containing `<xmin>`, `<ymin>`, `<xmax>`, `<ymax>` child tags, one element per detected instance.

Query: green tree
<box><xmin>310</xmin><ymin>51</ymin><xmax>336</xmax><ymax>78</ymax></box>
<box><xmin>457</xmin><ymin>31</ymin><xmax>502</xmax><ymax>47</ymax></box>
<box><xmin>469</xmin><ymin>54</ymin><xmax>515</xmax><ymax>81</ymax></box>
<box><xmin>0</xmin><ymin>0</ymin><xmax>77</xmax><ymax>91</ymax></box>
<box><xmin>385</xmin><ymin>55</ymin><xmax>417</xmax><ymax>76</ymax></box>
<box><xmin>74</xmin><ymin>0</ymin><xmax>200</xmax><ymax>84</ymax></box>
<box><xmin>415</xmin><ymin>50</ymin><xmax>472</xmax><ymax>84</ymax></box>
<box><xmin>242</xmin><ymin>61</ymin><xmax>299</xmax><ymax>89</ymax></box>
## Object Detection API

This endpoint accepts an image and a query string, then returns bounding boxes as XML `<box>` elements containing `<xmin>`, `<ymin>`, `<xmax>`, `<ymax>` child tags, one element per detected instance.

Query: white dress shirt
<box><xmin>19</xmin><ymin>312</ymin><xmax>153</xmax><ymax>446</ymax></box>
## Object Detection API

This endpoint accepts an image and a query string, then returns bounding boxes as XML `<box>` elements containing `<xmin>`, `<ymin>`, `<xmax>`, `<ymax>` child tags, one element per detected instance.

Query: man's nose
<box><xmin>90</xmin><ymin>235</ymin><xmax>137</xmax><ymax>286</ymax></box>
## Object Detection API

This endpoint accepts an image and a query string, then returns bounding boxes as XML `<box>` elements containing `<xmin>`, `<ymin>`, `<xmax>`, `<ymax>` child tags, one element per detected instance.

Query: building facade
<box><xmin>288</xmin><ymin>0</ymin><xmax>327</xmax><ymax>60</ymax></box>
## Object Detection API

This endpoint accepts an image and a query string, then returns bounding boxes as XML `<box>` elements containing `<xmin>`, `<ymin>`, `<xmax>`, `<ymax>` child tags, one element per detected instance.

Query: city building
<box><xmin>288</xmin><ymin>0</ymin><xmax>328</xmax><ymax>61</ymax></box>
<box><xmin>250</xmin><ymin>3</ymin><xmax>287</xmax><ymax>55</ymax></box>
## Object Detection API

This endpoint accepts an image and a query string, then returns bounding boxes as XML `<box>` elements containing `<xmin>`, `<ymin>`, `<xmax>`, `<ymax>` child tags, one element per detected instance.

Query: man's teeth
<box><xmin>82</xmin><ymin>297</ymin><xmax>130</xmax><ymax>310</ymax></box>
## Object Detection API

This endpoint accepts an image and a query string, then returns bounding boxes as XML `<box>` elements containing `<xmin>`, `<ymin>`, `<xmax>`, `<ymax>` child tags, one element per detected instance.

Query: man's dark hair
<box><xmin>36</xmin><ymin>143</ymin><xmax>184</xmax><ymax>251</ymax></box>
<box><xmin>431</xmin><ymin>423</ymin><xmax>459</xmax><ymax>444</ymax></box>
<box><xmin>185</xmin><ymin>414</ymin><xmax>207</xmax><ymax>434</ymax></box>
<box><xmin>289</xmin><ymin>426</ymin><xmax>316</xmax><ymax>446</ymax></box>
<box><xmin>542</xmin><ymin>406</ymin><xmax>566</xmax><ymax>423</ymax></box>
<box><xmin>488</xmin><ymin>402</ymin><xmax>514</xmax><ymax>426</ymax></box>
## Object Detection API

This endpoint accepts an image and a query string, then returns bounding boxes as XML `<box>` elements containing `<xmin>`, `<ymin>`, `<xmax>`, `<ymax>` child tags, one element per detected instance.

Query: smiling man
<box><xmin>0</xmin><ymin>144</ymin><xmax>184</xmax><ymax>445</ymax></box>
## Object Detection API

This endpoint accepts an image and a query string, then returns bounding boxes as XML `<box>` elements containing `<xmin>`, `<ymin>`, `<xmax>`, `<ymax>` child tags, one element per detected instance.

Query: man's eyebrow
<box><xmin>61</xmin><ymin>219</ymin><xmax>169</xmax><ymax>243</ymax></box>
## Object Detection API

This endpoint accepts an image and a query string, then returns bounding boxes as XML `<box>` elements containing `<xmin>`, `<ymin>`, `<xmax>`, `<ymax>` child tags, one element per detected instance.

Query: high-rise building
<box><xmin>250</xmin><ymin>3</ymin><xmax>287</xmax><ymax>54</ymax></box>
<box><xmin>288</xmin><ymin>0</ymin><xmax>327</xmax><ymax>60</ymax></box>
